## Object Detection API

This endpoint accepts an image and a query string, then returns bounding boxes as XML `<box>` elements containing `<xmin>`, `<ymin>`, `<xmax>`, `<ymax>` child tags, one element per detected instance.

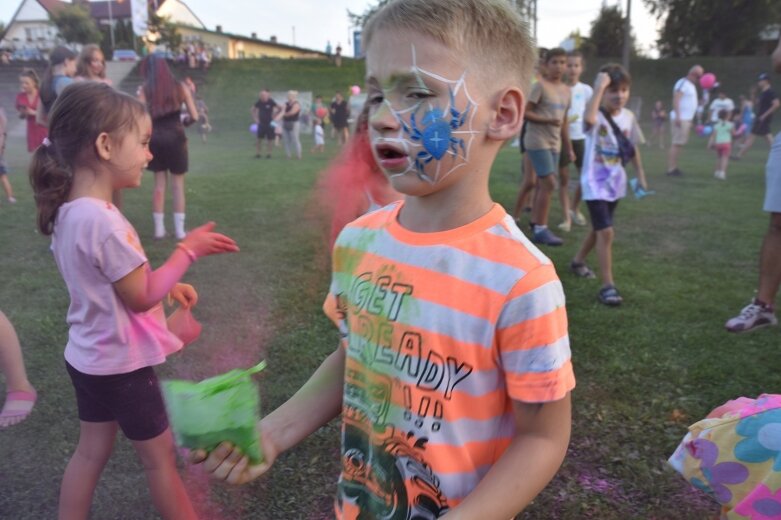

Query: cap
<box><xmin>758</xmin><ymin>72</ymin><xmax>770</xmax><ymax>81</ymax></box>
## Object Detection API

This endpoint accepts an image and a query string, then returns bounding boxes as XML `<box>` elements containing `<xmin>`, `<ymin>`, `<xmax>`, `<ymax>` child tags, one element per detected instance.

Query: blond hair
<box><xmin>363</xmin><ymin>0</ymin><xmax>535</xmax><ymax>95</ymax></box>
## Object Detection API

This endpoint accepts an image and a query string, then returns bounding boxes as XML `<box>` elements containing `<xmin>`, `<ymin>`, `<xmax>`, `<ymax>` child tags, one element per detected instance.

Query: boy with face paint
<box><xmin>193</xmin><ymin>1</ymin><xmax>574</xmax><ymax>517</ymax></box>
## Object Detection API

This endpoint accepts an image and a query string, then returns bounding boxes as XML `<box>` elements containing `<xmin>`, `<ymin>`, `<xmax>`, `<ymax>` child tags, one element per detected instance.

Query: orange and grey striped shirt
<box><xmin>324</xmin><ymin>200</ymin><xmax>575</xmax><ymax>519</ymax></box>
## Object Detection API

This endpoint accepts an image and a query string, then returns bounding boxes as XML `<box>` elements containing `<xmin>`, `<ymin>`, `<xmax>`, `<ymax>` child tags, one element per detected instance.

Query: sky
<box><xmin>1</xmin><ymin>0</ymin><xmax>661</xmax><ymax>57</ymax></box>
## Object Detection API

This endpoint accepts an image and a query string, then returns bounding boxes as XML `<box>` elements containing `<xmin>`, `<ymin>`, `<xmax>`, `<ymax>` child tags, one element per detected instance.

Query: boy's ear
<box><xmin>487</xmin><ymin>87</ymin><xmax>525</xmax><ymax>141</ymax></box>
<box><xmin>94</xmin><ymin>132</ymin><xmax>112</xmax><ymax>161</ymax></box>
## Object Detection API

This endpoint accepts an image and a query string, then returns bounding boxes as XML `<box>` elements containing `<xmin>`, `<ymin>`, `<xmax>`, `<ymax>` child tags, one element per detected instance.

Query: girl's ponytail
<box><xmin>29</xmin><ymin>140</ymin><xmax>72</xmax><ymax>236</ymax></box>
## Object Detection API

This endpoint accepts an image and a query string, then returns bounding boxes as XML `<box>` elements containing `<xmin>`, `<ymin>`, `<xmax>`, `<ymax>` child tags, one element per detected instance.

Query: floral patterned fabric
<box><xmin>669</xmin><ymin>394</ymin><xmax>781</xmax><ymax>519</ymax></box>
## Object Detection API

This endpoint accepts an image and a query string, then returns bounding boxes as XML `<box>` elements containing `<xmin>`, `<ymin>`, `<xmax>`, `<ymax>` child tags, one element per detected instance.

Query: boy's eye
<box><xmin>368</xmin><ymin>92</ymin><xmax>384</xmax><ymax>105</ymax></box>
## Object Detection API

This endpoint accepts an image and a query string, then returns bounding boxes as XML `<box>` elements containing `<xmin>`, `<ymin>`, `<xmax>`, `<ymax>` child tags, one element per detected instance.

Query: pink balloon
<box><xmin>700</xmin><ymin>73</ymin><xmax>716</xmax><ymax>90</ymax></box>
<box><xmin>351</xmin><ymin>85</ymin><xmax>361</xmax><ymax>96</ymax></box>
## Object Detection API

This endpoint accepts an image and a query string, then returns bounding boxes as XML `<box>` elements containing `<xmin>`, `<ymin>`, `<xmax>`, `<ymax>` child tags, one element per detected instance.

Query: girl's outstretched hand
<box><xmin>168</xmin><ymin>283</ymin><xmax>198</xmax><ymax>309</ymax></box>
<box><xmin>180</xmin><ymin>222</ymin><xmax>239</xmax><ymax>259</ymax></box>
<box><xmin>190</xmin><ymin>427</ymin><xmax>279</xmax><ymax>485</ymax></box>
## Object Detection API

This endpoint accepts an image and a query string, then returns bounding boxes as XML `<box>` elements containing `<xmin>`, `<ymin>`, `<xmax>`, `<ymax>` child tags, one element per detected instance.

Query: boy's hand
<box><xmin>594</xmin><ymin>72</ymin><xmax>611</xmax><ymax>92</ymax></box>
<box><xmin>168</xmin><ymin>283</ymin><xmax>198</xmax><ymax>309</ymax></box>
<box><xmin>190</xmin><ymin>432</ymin><xmax>279</xmax><ymax>485</ymax></box>
<box><xmin>180</xmin><ymin>222</ymin><xmax>239</xmax><ymax>259</ymax></box>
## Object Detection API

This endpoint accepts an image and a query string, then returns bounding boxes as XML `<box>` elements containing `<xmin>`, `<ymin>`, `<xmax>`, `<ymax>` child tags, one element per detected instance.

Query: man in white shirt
<box><xmin>709</xmin><ymin>90</ymin><xmax>735</xmax><ymax>123</ymax></box>
<box><xmin>667</xmin><ymin>65</ymin><xmax>703</xmax><ymax>177</ymax></box>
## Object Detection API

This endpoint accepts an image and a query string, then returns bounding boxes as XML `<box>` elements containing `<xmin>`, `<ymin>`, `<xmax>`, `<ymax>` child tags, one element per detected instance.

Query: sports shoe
<box><xmin>557</xmin><ymin>221</ymin><xmax>571</xmax><ymax>232</ymax></box>
<box><xmin>532</xmin><ymin>227</ymin><xmax>563</xmax><ymax>246</ymax></box>
<box><xmin>666</xmin><ymin>168</ymin><xmax>683</xmax><ymax>177</ymax></box>
<box><xmin>714</xmin><ymin>170</ymin><xmax>726</xmax><ymax>180</ymax></box>
<box><xmin>725</xmin><ymin>300</ymin><xmax>778</xmax><ymax>333</ymax></box>
<box><xmin>7</xmin><ymin>197</ymin><xmax>16</xmax><ymax>204</ymax></box>
<box><xmin>569</xmin><ymin>209</ymin><xmax>587</xmax><ymax>226</ymax></box>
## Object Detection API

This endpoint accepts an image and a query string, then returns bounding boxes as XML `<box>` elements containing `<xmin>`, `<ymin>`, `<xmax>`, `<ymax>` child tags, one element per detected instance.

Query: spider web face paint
<box><xmin>371</xmin><ymin>45</ymin><xmax>480</xmax><ymax>185</ymax></box>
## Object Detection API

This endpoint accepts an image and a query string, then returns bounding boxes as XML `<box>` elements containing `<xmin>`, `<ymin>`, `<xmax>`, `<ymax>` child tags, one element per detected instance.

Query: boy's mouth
<box><xmin>374</xmin><ymin>143</ymin><xmax>410</xmax><ymax>171</ymax></box>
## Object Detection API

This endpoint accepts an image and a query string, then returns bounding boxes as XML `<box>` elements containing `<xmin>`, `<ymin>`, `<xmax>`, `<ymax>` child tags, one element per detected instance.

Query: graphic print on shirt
<box><xmin>334</xmin><ymin>267</ymin><xmax>475</xmax><ymax>519</ymax></box>
<box><xmin>371</xmin><ymin>45</ymin><xmax>480</xmax><ymax>185</ymax></box>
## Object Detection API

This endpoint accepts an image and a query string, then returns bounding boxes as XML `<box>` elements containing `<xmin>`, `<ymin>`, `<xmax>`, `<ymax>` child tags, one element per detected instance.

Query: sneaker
<box><xmin>557</xmin><ymin>221</ymin><xmax>571</xmax><ymax>232</ymax></box>
<box><xmin>7</xmin><ymin>197</ymin><xmax>16</xmax><ymax>204</ymax></box>
<box><xmin>569</xmin><ymin>209</ymin><xmax>587</xmax><ymax>226</ymax></box>
<box><xmin>714</xmin><ymin>170</ymin><xmax>726</xmax><ymax>180</ymax></box>
<box><xmin>666</xmin><ymin>168</ymin><xmax>683</xmax><ymax>177</ymax></box>
<box><xmin>725</xmin><ymin>300</ymin><xmax>778</xmax><ymax>333</ymax></box>
<box><xmin>532</xmin><ymin>227</ymin><xmax>563</xmax><ymax>246</ymax></box>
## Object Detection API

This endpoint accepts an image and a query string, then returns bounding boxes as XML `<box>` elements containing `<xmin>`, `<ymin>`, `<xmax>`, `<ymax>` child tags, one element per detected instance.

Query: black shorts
<box><xmin>65</xmin><ymin>361</ymin><xmax>169</xmax><ymax>441</ymax></box>
<box><xmin>332</xmin><ymin>119</ymin><xmax>348</xmax><ymax>131</ymax></box>
<box><xmin>559</xmin><ymin>139</ymin><xmax>585</xmax><ymax>169</ymax></box>
<box><xmin>257</xmin><ymin>121</ymin><xmax>275</xmax><ymax>140</ymax></box>
<box><xmin>148</xmin><ymin>113</ymin><xmax>188</xmax><ymax>174</ymax></box>
<box><xmin>586</xmin><ymin>200</ymin><xmax>619</xmax><ymax>231</ymax></box>
<box><xmin>752</xmin><ymin>117</ymin><xmax>773</xmax><ymax>137</ymax></box>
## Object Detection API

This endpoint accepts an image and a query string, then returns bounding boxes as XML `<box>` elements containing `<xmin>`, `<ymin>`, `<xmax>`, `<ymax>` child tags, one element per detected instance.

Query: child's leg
<box><xmin>573</xmin><ymin>230</ymin><xmax>596</xmax><ymax>264</ymax></box>
<box><xmin>153</xmin><ymin>171</ymin><xmax>168</xmax><ymax>238</ymax></box>
<box><xmin>170</xmin><ymin>174</ymin><xmax>186</xmax><ymax>240</ymax></box>
<box><xmin>531</xmin><ymin>174</ymin><xmax>556</xmax><ymax>227</ymax></box>
<box><xmin>59</xmin><ymin>421</ymin><xmax>118</xmax><ymax>520</ymax></box>
<box><xmin>512</xmin><ymin>155</ymin><xmax>536</xmax><ymax>219</ymax></box>
<box><xmin>0</xmin><ymin>310</ymin><xmax>35</xmax><ymax>428</ymax></box>
<box><xmin>0</xmin><ymin>174</ymin><xmax>14</xmax><ymax>201</ymax></box>
<box><xmin>131</xmin><ymin>428</ymin><xmax>197</xmax><ymax>520</ymax></box>
<box><xmin>558</xmin><ymin>164</ymin><xmax>571</xmax><ymax>226</ymax></box>
<box><xmin>572</xmin><ymin>185</ymin><xmax>583</xmax><ymax>216</ymax></box>
<box><xmin>719</xmin><ymin>153</ymin><xmax>729</xmax><ymax>176</ymax></box>
<box><xmin>595</xmin><ymin>227</ymin><xmax>615</xmax><ymax>287</ymax></box>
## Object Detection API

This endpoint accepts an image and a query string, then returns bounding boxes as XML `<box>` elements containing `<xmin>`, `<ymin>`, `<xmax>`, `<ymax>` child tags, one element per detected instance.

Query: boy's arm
<box><xmin>524</xmin><ymin>101</ymin><xmax>561</xmax><ymax>126</ymax></box>
<box><xmin>583</xmin><ymin>72</ymin><xmax>609</xmax><ymax>130</ymax></box>
<box><xmin>194</xmin><ymin>346</ymin><xmax>346</xmax><ymax>484</ymax></box>
<box><xmin>442</xmin><ymin>394</ymin><xmax>572</xmax><ymax>520</ymax></box>
<box><xmin>560</xmin><ymin>103</ymin><xmax>574</xmax><ymax>160</ymax></box>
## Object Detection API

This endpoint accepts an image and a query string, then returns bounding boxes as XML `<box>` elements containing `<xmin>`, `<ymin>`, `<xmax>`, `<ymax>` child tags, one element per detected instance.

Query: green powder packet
<box><xmin>161</xmin><ymin>361</ymin><xmax>267</xmax><ymax>464</ymax></box>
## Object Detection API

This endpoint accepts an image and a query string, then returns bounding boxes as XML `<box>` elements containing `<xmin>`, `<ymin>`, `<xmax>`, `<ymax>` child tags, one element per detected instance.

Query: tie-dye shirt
<box><xmin>581</xmin><ymin>107</ymin><xmax>645</xmax><ymax>202</ymax></box>
<box><xmin>324</xmin><ymin>201</ymin><xmax>575</xmax><ymax>519</ymax></box>
<box><xmin>52</xmin><ymin>197</ymin><xmax>182</xmax><ymax>375</ymax></box>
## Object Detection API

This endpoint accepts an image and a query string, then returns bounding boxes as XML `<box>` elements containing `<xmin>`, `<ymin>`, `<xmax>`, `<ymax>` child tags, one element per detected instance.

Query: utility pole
<box><xmin>108</xmin><ymin>0</ymin><xmax>115</xmax><ymax>51</ymax></box>
<box><xmin>622</xmin><ymin>0</ymin><xmax>632</xmax><ymax>71</ymax></box>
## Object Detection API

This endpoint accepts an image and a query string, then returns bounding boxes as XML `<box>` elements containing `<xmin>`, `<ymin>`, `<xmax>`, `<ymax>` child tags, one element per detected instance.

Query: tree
<box><xmin>587</xmin><ymin>3</ymin><xmax>637</xmax><ymax>58</ymax></box>
<box><xmin>643</xmin><ymin>0</ymin><xmax>781</xmax><ymax>56</ymax></box>
<box><xmin>50</xmin><ymin>4</ymin><xmax>102</xmax><ymax>44</ymax></box>
<box><xmin>146</xmin><ymin>12</ymin><xmax>181</xmax><ymax>52</ymax></box>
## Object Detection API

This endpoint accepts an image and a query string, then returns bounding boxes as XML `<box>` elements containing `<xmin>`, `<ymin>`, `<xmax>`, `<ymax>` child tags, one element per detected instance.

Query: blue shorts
<box><xmin>527</xmin><ymin>149</ymin><xmax>559</xmax><ymax>177</ymax></box>
<box><xmin>586</xmin><ymin>200</ymin><xmax>619</xmax><ymax>231</ymax></box>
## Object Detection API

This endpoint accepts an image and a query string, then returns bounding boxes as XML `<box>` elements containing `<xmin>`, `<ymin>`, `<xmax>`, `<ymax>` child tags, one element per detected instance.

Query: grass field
<box><xmin>0</xmin><ymin>57</ymin><xmax>780</xmax><ymax>519</ymax></box>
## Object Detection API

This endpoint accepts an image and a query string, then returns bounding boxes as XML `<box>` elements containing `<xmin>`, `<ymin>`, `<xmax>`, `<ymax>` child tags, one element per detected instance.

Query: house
<box><xmin>1</xmin><ymin>0</ymin><xmax>327</xmax><ymax>60</ymax></box>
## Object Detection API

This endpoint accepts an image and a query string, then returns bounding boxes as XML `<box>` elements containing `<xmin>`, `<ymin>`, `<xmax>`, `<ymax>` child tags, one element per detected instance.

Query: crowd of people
<box><xmin>0</xmin><ymin>1</ymin><xmax>780</xmax><ymax>518</ymax></box>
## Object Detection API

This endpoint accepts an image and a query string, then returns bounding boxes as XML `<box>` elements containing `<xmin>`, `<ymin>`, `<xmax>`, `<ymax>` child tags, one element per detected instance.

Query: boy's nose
<box><xmin>370</xmin><ymin>101</ymin><xmax>399</xmax><ymax>132</ymax></box>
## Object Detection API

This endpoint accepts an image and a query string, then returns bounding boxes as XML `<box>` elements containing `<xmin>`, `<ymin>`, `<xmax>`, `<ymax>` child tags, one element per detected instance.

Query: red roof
<box><xmin>37</xmin><ymin>0</ymin><xmax>67</xmax><ymax>14</ymax></box>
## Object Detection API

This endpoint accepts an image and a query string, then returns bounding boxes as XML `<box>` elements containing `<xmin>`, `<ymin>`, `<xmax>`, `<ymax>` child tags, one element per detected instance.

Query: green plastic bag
<box><xmin>161</xmin><ymin>361</ymin><xmax>266</xmax><ymax>464</ymax></box>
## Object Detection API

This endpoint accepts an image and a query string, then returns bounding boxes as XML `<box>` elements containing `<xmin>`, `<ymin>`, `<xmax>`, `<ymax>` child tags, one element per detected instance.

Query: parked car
<box><xmin>112</xmin><ymin>49</ymin><xmax>140</xmax><ymax>62</ymax></box>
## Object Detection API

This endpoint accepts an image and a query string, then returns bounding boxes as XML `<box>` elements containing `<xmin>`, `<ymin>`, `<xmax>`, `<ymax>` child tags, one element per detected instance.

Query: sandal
<box><xmin>0</xmin><ymin>389</ymin><xmax>37</xmax><ymax>428</ymax></box>
<box><xmin>598</xmin><ymin>285</ymin><xmax>623</xmax><ymax>306</ymax></box>
<box><xmin>570</xmin><ymin>261</ymin><xmax>596</xmax><ymax>279</ymax></box>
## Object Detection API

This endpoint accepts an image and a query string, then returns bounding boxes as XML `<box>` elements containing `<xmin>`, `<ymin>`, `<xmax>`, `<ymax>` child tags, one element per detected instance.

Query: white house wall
<box><xmin>15</xmin><ymin>0</ymin><xmax>50</xmax><ymax>22</ymax></box>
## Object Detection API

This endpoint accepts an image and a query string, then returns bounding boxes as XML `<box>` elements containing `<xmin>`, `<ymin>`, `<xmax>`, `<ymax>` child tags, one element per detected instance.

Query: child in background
<box><xmin>29</xmin><ymin>82</ymin><xmax>238</xmax><ymax>519</ymax></box>
<box><xmin>650</xmin><ymin>100</ymin><xmax>667</xmax><ymax>150</ymax></box>
<box><xmin>0</xmin><ymin>108</ymin><xmax>16</xmax><ymax>204</ymax></box>
<box><xmin>194</xmin><ymin>1</ymin><xmax>574</xmax><ymax>517</ymax></box>
<box><xmin>523</xmin><ymin>47</ymin><xmax>572</xmax><ymax>246</ymax></box>
<box><xmin>558</xmin><ymin>50</ymin><xmax>592</xmax><ymax>231</ymax></box>
<box><xmin>570</xmin><ymin>64</ymin><xmax>648</xmax><ymax>306</ymax></box>
<box><xmin>708</xmin><ymin>109</ymin><xmax>734</xmax><ymax>180</ymax></box>
<box><xmin>0</xmin><ymin>310</ymin><xmax>36</xmax><ymax>428</ymax></box>
<box><xmin>195</xmin><ymin>96</ymin><xmax>211</xmax><ymax>143</ymax></box>
<box><xmin>311</xmin><ymin>117</ymin><xmax>325</xmax><ymax>154</ymax></box>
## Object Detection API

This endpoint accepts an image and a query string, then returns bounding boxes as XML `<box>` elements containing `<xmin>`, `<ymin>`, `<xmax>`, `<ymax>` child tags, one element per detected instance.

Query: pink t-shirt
<box><xmin>52</xmin><ymin>198</ymin><xmax>182</xmax><ymax>375</ymax></box>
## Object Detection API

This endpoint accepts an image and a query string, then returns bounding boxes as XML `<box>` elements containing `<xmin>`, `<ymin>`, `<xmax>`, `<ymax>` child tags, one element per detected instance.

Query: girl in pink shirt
<box><xmin>29</xmin><ymin>81</ymin><xmax>239</xmax><ymax>520</ymax></box>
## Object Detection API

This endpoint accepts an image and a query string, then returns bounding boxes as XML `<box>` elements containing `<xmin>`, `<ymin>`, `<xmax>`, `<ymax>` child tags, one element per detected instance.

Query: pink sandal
<box><xmin>0</xmin><ymin>389</ymin><xmax>37</xmax><ymax>428</ymax></box>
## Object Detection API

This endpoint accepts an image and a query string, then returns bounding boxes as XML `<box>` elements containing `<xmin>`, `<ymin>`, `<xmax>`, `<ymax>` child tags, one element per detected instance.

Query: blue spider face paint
<box><xmin>366</xmin><ymin>43</ymin><xmax>481</xmax><ymax>186</ymax></box>
<box><xmin>401</xmin><ymin>89</ymin><xmax>471</xmax><ymax>179</ymax></box>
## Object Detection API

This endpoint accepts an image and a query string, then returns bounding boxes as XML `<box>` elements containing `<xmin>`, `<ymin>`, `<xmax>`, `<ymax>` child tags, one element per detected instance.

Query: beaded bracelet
<box><xmin>176</xmin><ymin>242</ymin><xmax>198</xmax><ymax>263</ymax></box>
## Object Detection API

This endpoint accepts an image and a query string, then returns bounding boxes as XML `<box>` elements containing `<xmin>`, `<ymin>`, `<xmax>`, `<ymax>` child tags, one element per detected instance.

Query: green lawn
<box><xmin>1</xmin><ymin>58</ymin><xmax>779</xmax><ymax>519</ymax></box>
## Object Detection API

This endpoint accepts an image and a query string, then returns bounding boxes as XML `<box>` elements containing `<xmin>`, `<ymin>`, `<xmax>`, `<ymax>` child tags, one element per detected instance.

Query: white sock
<box><xmin>153</xmin><ymin>212</ymin><xmax>165</xmax><ymax>237</ymax></box>
<box><xmin>174</xmin><ymin>213</ymin><xmax>186</xmax><ymax>239</ymax></box>
<box><xmin>534</xmin><ymin>224</ymin><xmax>547</xmax><ymax>234</ymax></box>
